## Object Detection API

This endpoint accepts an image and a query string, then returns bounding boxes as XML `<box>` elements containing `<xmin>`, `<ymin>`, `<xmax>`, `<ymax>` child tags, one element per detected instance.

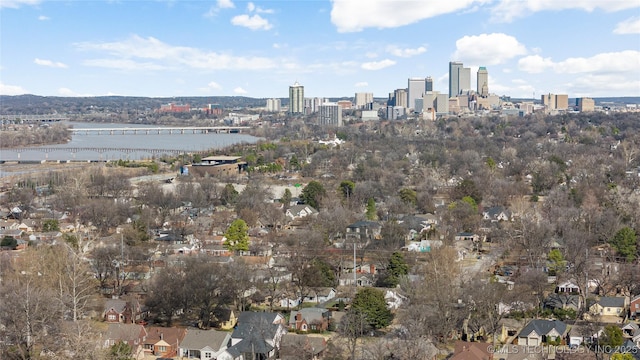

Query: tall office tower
<box><xmin>266</xmin><ymin>98</ymin><xmax>281</xmax><ymax>112</ymax></box>
<box><xmin>477</xmin><ymin>67</ymin><xmax>489</xmax><ymax>97</ymax></box>
<box><xmin>289</xmin><ymin>81</ymin><xmax>304</xmax><ymax>114</ymax></box>
<box><xmin>394</xmin><ymin>88</ymin><xmax>408</xmax><ymax>108</ymax></box>
<box><xmin>426</xmin><ymin>76</ymin><xmax>433</xmax><ymax>92</ymax></box>
<box><xmin>355</xmin><ymin>92</ymin><xmax>374</xmax><ymax>110</ymax></box>
<box><xmin>449</xmin><ymin>61</ymin><xmax>470</xmax><ymax>97</ymax></box>
<box><xmin>449</xmin><ymin>62</ymin><xmax>462</xmax><ymax>97</ymax></box>
<box><xmin>408</xmin><ymin>78</ymin><xmax>427</xmax><ymax>111</ymax></box>
<box><xmin>319</xmin><ymin>102</ymin><xmax>343</xmax><ymax>127</ymax></box>
<box><xmin>542</xmin><ymin>93</ymin><xmax>556</xmax><ymax>109</ymax></box>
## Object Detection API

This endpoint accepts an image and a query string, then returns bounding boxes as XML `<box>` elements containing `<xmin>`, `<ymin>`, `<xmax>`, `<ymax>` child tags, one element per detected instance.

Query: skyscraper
<box><xmin>426</xmin><ymin>76</ymin><xmax>433</xmax><ymax>92</ymax></box>
<box><xmin>477</xmin><ymin>67</ymin><xmax>488</xmax><ymax>97</ymax></box>
<box><xmin>289</xmin><ymin>81</ymin><xmax>304</xmax><ymax>114</ymax></box>
<box><xmin>394</xmin><ymin>88</ymin><xmax>408</xmax><ymax>108</ymax></box>
<box><xmin>449</xmin><ymin>61</ymin><xmax>470</xmax><ymax>97</ymax></box>
<box><xmin>408</xmin><ymin>78</ymin><xmax>427</xmax><ymax>111</ymax></box>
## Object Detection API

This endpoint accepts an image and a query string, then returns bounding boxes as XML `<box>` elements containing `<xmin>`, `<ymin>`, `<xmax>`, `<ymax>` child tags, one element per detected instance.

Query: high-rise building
<box><xmin>394</xmin><ymin>89</ymin><xmax>408</xmax><ymax>108</ymax></box>
<box><xmin>449</xmin><ymin>61</ymin><xmax>470</xmax><ymax>97</ymax></box>
<box><xmin>542</xmin><ymin>93</ymin><xmax>569</xmax><ymax>111</ymax></box>
<box><xmin>289</xmin><ymin>81</ymin><xmax>304</xmax><ymax>114</ymax></box>
<box><xmin>355</xmin><ymin>92</ymin><xmax>374</xmax><ymax>110</ymax></box>
<box><xmin>426</xmin><ymin>76</ymin><xmax>433</xmax><ymax>92</ymax></box>
<box><xmin>577</xmin><ymin>97</ymin><xmax>595</xmax><ymax>112</ymax></box>
<box><xmin>266</xmin><ymin>98</ymin><xmax>281</xmax><ymax>112</ymax></box>
<box><xmin>477</xmin><ymin>67</ymin><xmax>488</xmax><ymax>97</ymax></box>
<box><xmin>319</xmin><ymin>102</ymin><xmax>343</xmax><ymax>127</ymax></box>
<box><xmin>408</xmin><ymin>78</ymin><xmax>427</xmax><ymax>111</ymax></box>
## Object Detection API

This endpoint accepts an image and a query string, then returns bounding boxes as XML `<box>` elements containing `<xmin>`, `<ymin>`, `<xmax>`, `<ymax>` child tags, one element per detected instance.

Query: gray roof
<box><xmin>280</xmin><ymin>334</ymin><xmax>326</xmax><ymax>359</ymax></box>
<box><xmin>104</xmin><ymin>299</ymin><xmax>127</xmax><ymax>313</ymax></box>
<box><xmin>518</xmin><ymin>319</ymin><xmax>567</xmax><ymax>338</ymax></box>
<box><xmin>544</xmin><ymin>293</ymin><xmax>581</xmax><ymax>310</ymax></box>
<box><xmin>598</xmin><ymin>296</ymin><xmax>626</xmax><ymax>308</ymax></box>
<box><xmin>180</xmin><ymin>328</ymin><xmax>229</xmax><ymax>351</ymax></box>
<box><xmin>347</xmin><ymin>220</ymin><xmax>381</xmax><ymax>229</ymax></box>
<box><xmin>232</xmin><ymin>311</ymin><xmax>282</xmax><ymax>341</ymax></box>
<box><xmin>106</xmin><ymin>323</ymin><xmax>145</xmax><ymax>342</ymax></box>
<box><xmin>289</xmin><ymin>308</ymin><xmax>329</xmax><ymax>326</ymax></box>
<box><xmin>228</xmin><ymin>336</ymin><xmax>273</xmax><ymax>355</ymax></box>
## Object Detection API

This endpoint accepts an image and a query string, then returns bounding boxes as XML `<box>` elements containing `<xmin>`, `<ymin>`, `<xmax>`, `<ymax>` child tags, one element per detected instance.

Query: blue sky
<box><xmin>1</xmin><ymin>0</ymin><xmax>639</xmax><ymax>99</ymax></box>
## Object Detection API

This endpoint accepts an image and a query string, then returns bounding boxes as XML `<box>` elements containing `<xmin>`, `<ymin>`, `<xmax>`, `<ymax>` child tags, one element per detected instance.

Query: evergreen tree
<box><xmin>223</xmin><ymin>219</ymin><xmax>249</xmax><ymax>253</ymax></box>
<box><xmin>351</xmin><ymin>287</ymin><xmax>393</xmax><ymax>330</ymax></box>
<box><xmin>301</xmin><ymin>180</ymin><xmax>325</xmax><ymax>209</ymax></box>
<box><xmin>280</xmin><ymin>188</ymin><xmax>292</xmax><ymax>208</ymax></box>
<box><xmin>365</xmin><ymin>198</ymin><xmax>377</xmax><ymax>220</ymax></box>
<box><xmin>609</xmin><ymin>227</ymin><xmax>637</xmax><ymax>262</ymax></box>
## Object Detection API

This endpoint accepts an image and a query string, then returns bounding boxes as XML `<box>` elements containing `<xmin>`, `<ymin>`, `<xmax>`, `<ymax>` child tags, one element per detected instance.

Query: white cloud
<box><xmin>217</xmin><ymin>0</ymin><xmax>234</xmax><ymax>9</ymax></box>
<box><xmin>57</xmin><ymin>88</ymin><xmax>93</xmax><ymax>97</ymax></box>
<box><xmin>247</xmin><ymin>2</ymin><xmax>274</xmax><ymax>14</ymax></box>
<box><xmin>75</xmin><ymin>35</ymin><xmax>279</xmax><ymax>71</ymax></box>
<box><xmin>491</xmin><ymin>0</ymin><xmax>639</xmax><ymax>23</ymax></box>
<box><xmin>365</xmin><ymin>52</ymin><xmax>378</xmax><ymax>59</ymax></box>
<box><xmin>387</xmin><ymin>45</ymin><xmax>427</xmax><ymax>58</ymax></box>
<box><xmin>614</xmin><ymin>16</ymin><xmax>640</xmax><ymax>34</ymax></box>
<box><xmin>38</xmin><ymin>15</ymin><xmax>49</xmax><ymax>20</ymax></box>
<box><xmin>331</xmin><ymin>0</ymin><xmax>489</xmax><ymax>32</ymax></box>
<box><xmin>518</xmin><ymin>55</ymin><xmax>554</xmax><ymax>73</ymax></box>
<box><xmin>247</xmin><ymin>2</ymin><xmax>255</xmax><ymax>12</ymax></box>
<box><xmin>207</xmin><ymin>81</ymin><xmax>222</xmax><ymax>90</ymax></box>
<box><xmin>519</xmin><ymin>50</ymin><xmax>640</xmax><ymax>74</ymax></box>
<box><xmin>0</xmin><ymin>82</ymin><xmax>28</xmax><ymax>95</ymax></box>
<box><xmin>354</xmin><ymin>81</ymin><xmax>369</xmax><ymax>87</ymax></box>
<box><xmin>231</xmin><ymin>14</ymin><xmax>273</xmax><ymax>31</ymax></box>
<box><xmin>233</xmin><ymin>87</ymin><xmax>248</xmax><ymax>94</ymax></box>
<box><xmin>453</xmin><ymin>33</ymin><xmax>527</xmax><ymax>65</ymax></box>
<box><xmin>361</xmin><ymin>59</ymin><xmax>396</xmax><ymax>70</ymax></box>
<box><xmin>34</xmin><ymin>58</ymin><xmax>68</xmax><ymax>68</ymax></box>
<box><xmin>566</xmin><ymin>74</ymin><xmax>640</xmax><ymax>96</ymax></box>
<box><xmin>0</xmin><ymin>0</ymin><xmax>40</xmax><ymax>9</ymax></box>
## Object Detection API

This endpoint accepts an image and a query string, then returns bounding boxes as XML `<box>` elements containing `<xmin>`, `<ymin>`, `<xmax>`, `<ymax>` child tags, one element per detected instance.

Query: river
<box><xmin>0</xmin><ymin>122</ymin><xmax>260</xmax><ymax>162</ymax></box>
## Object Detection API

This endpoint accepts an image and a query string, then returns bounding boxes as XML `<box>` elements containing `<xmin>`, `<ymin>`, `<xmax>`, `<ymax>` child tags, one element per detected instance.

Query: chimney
<box><xmin>160</xmin><ymin>332</ymin><xmax>163</xmax><ymax>340</ymax></box>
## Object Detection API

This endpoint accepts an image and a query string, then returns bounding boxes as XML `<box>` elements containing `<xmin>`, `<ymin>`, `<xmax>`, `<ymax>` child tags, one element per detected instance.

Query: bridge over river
<box><xmin>68</xmin><ymin>126</ymin><xmax>250</xmax><ymax>135</ymax></box>
<box><xmin>3</xmin><ymin>147</ymin><xmax>204</xmax><ymax>160</ymax></box>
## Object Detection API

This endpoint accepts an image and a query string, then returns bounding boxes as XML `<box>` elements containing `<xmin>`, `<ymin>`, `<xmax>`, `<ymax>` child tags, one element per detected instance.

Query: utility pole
<box><xmin>353</xmin><ymin>242</ymin><xmax>357</xmax><ymax>288</ymax></box>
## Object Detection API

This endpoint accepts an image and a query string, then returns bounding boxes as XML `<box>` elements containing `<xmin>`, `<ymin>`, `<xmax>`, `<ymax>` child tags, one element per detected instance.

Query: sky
<box><xmin>1</xmin><ymin>0</ymin><xmax>639</xmax><ymax>100</ymax></box>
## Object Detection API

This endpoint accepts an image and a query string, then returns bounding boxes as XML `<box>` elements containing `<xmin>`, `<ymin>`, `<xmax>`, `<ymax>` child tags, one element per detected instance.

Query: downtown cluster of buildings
<box><xmin>264</xmin><ymin>61</ymin><xmax>607</xmax><ymax>126</ymax></box>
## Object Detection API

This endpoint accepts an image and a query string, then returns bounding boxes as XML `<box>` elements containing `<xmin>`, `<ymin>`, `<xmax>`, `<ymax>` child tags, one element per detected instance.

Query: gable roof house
<box><xmin>345</xmin><ymin>220</ymin><xmax>382</xmax><ymax>244</ymax></box>
<box><xmin>103</xmin><ymin>298</ymin><xmax>143</xmax><ymax>324</ymax></box>
<box><xmin>285</xmin><ymin>205</ymin><xmax>318</xmax><ymax>221</ymax></box>
<box><xmin>544</xmin><ymin>293</ymin><xmax>582</xmax><ymax>312</ymax></box>
<box><xmin>223</xmin><ymin>311</ymin><xmax>287</xmax><ymax>360</ymax></box>
<box><xmin>104</xmin><ymin>323</ymin><xmax>147</xmax><ymax>359</ymax></box>
<box><xmin>482</xmin><ymin>206</ymin><xmax>512</xmax><ymax>222</ymax></box>
<box><xmin>143</xmin><ymin>326</ymin><xmax>186</xmax><ymax>358</ymax></box>
<box><xmin>622</xmin><ymin>322</ymin><xmax>640</xmax><ymax>346</ymax></box>
<box><xmin>179</xmin><ymin>328</ymin><xmax>231</xmax><ymax>360</ymax></box>
<box><xmin>589</xmin><ymin>296</ymin><xmax>629</xmax><ymax>321</ymax></box>
<box><xmin>517</xmin><ymin>319</ymin><xmax>567</xmax><ymax>346</ymax></box>
<box><xmin>289</xmin><ymin>308</ymin><xmax>331</xmax><ymax>332</ymax></box>
<box><xmin>303</xmin><ymin>287</ymin><xmax>336</xmax><ymax>304</ymax></box>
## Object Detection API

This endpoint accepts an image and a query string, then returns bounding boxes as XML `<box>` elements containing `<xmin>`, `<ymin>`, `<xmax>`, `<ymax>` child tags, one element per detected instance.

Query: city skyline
<box><xmin>1</xmin><ymin>0</ymin><xmax>639</xmax><ymax>99</ymax></box>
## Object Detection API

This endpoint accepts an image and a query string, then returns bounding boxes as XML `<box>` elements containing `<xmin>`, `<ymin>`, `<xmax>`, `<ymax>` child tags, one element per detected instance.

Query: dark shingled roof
<box><xmin>518</xmin><ymin>319</ymin><xmax>567</xmax><ymax>338</ymax></box>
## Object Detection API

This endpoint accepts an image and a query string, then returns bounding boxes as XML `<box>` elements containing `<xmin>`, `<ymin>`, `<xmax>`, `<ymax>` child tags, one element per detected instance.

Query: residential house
<box><xmin>345</xmin><ymin>220</ymin><xmax>381</xmax><ymax>243</ymax></box>
<box><xmin>482</xmin><ymin>206</ymin><xmax>512</xmax><ymax>222</ymax></box>
<box><xmin>285</xmin><ymin>205</ymin><xmax>318</xmax><ymax>221</ymax></box>
<box><xmin>567</xmin><ymin>324</ymin><xmax>603</xmax><ymax>347</ymax></box>
<box><xmin>517</xmin><ymin>319</ymin><xmax>567</xmax><ymax>346</ymax></box>
<box><xmin>179</xmin><ymin>328</ymin><xmax>231</xmax><ymax>359</ymax></box>
<box><xmin>104</xmin><ymin>323</ymin><xmax>147</xmax><ymax>360</ymax></box>
<box><xmin>289</xmin><ymin>308</ymin><xmax>331</xmax><ymax>332</ymax></box>
<box><xmin>222</xmin><ymin>311</ymin><xmax>287</xmax><ymax>360</ymax></box>
<box><xmin>213</xmin><ymin>306</ymin><xmax>237</xmax><ymax>330</ymax></box>
<box><xmin>455</xmin><ymin>232</ymin><xmax>480</xmax><ymax>242</ymax></box>
<box><xmin>279</xmin><ymin>334</ymin><xmax>327</xmax><ymax>360</ymax></box>
<box><xmin>544</xmin><ymin>293</ymin><xmax>582</xmax><ymax>312</ymax></box>
<box><xmin>339</xmin><ymin>274</ymin><xmax>374</xmax><ymax>287</ymax></box>
<box><xmin>450</xmin><ymin>341</ymin><xmax>492</xmax><ymax>360</ymax></box>
<box><xmin>589</xmin><ymin>296</ymin><xmax>629</xmax><ymax>321</ymax></box>
<box><xmin>622</xmin><ymin>322</ymin><xmax>640</xmax><ymax>346</ymax></box>
<box><xmin>385</xmin><ymin>290</ymin><xmax>406</xmax><ymax>310</ymax></box>
<box><xmin>143</xmin><ymin>326</ymin><xmax>186</xmax><ymax>358</ymax></box>
<box><xmin>303</xmin><ymin>287</ymin><xmax>336</xmax><ymax>304</ymax></box>
<box><xmin>103</xmin><ymin>298</ymin><xmax>143</xmax><ymax>323</ymax></box>
<box><xmin>555</xmin><ymin>280</ymin><xmax>580</xmax><ymax>294</ymax></box>
<box><xmin>630</xmin><ymin>295</ymin><xmax>640</xmax><ymax>320</ymax></box>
